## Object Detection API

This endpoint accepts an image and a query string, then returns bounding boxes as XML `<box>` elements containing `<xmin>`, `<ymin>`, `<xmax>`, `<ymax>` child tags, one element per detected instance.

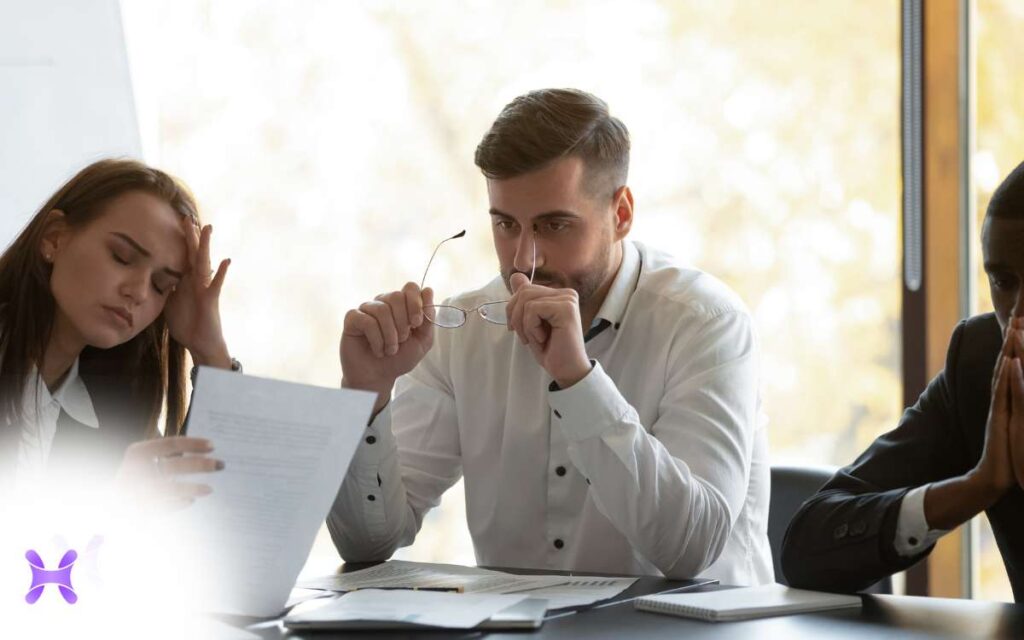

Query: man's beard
<box><xmin>501</xmin><ymin>239</ymin><xmax>613</xmax><ymax>311</ymax></box>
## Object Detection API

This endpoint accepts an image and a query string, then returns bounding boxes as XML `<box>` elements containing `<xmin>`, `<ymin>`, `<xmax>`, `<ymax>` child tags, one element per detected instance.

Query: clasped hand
<box><xmin>977</xmin><ymin>316</ymin><xmax>1024</xmax><ymax>494</ymax></box>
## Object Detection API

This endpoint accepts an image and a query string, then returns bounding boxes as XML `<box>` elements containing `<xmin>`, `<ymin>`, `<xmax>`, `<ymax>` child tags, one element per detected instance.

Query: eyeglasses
<box><xmin>420</xmin><ymin>230</ymin><xmax>536</xmax><ymax>328</ymax></box>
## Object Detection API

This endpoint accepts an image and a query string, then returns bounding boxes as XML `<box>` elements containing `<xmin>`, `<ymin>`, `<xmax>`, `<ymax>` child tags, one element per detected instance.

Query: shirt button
<box><xmin>367</xmin><ymin>495</ymin><xmax>376</xmax><ymax>502</ymax></box>
<box><xmin>908</xmin><ymin>536</ymin><xmax>919</xmax><ymax>546</ymax></box>
<box><xmin>365</xmin><ymin>435</ymin><xmax>377</xmax><ymax>444</ymax></box>
<box><xmin>553</xmin><ymin>410</ymin><xmax>562</xmax><ymax>419</ymax></box>
<box><xmin>554</xmin><ymin>539</ymin><xmax>564</xmax><ymax>550</ymax></box>
<box><xmin>555</xmin><ymin>466</ymin><xmax>567</xmax><ymax>477</ymax></box>
<box><xmin>585</xmin><ymin>478</ymin><xmax>591</xmax><ymax>485</ymax></box>
<box><xmin>833</xmin><ymin>523</ymin><xmax>848</xmax><ymax>540</ymax></box>
<box><xmin>851</xmin><ymin>521</ymin><xmax>867</xmax><ymax>536</ymax></box>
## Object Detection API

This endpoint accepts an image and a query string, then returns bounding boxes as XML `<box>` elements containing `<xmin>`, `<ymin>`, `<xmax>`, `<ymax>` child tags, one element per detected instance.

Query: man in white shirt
<box><xmin>330</xmin><ymin>88</ymin><xmax>773</xmax><ymax>586</ymax></box>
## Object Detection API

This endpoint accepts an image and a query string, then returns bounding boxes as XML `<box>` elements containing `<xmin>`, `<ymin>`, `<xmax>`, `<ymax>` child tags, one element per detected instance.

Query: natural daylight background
<box><xmin>973</xmin><ymin>0</ymin><xmax>1024</xmax><ymax>604</ymax></box>
<box><xmin>115</xmin><ymin>0</ymin><xmax>1022</xmax><ymax>602</ymax></box>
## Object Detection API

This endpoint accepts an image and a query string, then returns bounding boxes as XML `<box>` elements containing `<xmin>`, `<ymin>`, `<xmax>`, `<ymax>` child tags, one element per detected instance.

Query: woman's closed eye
<box><xmin>111</xmin><ymin>249</ymin><xmax>131</xmax><ymax>265</ymax></box>
<box><xmin>111</xmin><ymin>249</ymin><xmax>175</xmax><ymax>295</ymax></box>
<box><xmin>152</xmin><ymin>275</ymin><xmax>179</xmax><ymax>296</ymax></box>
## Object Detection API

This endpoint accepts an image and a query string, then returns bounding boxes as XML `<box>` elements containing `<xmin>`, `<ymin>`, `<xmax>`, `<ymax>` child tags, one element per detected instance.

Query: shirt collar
<box><xmin>30</xmin><ymin>358</ymin><xmax>100</xmax><ymax>429</ymax></box>
<box><xmin>592</xmin><ymin>240</ymin><xmax>641</xmax><ymax>328</ymax></box>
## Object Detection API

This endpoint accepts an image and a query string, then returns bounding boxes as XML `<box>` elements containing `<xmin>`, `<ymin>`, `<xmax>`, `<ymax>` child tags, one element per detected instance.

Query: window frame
<box><xmin>901</xmin><ymin>0</ymin><xmax>976</xmax><ymax>599</ymax></box>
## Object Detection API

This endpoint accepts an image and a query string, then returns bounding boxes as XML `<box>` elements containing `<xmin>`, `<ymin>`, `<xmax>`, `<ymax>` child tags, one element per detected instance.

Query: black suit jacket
<box><xmin>781</xmin><ymin>313</ymin><xmax>1024</xmax><ymax>602</ymax></box>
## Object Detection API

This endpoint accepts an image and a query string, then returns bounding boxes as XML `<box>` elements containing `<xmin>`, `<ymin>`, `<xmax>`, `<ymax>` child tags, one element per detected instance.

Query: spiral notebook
<box><xmin>634</xmin><ymin>584</ymin><xmax>862</xmax><ymax>622</ymax></box>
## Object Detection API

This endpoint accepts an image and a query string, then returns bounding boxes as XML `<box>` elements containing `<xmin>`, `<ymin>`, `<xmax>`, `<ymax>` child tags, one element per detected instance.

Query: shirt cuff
<box><xmin>547</xmin><ymin>361</ymin><xmax>635</xmax><ymax>442</ymax></box>
<box><xmin>894</xmin><ymin>484</ymin><xmax>949</xmax><ymax>557</ymax></box>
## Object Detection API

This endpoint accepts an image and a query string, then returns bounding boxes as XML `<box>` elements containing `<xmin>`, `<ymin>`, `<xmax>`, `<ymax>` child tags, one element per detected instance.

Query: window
<box><xmin>972</xmin><ymin>0</ymin><xmax>1024</xmax><ymax>604</ymax></box>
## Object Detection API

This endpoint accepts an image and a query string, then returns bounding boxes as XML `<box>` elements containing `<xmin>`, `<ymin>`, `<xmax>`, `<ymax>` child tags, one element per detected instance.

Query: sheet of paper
<box><xmin>297</xmin><ymin>559</ymin><xmax>564</xmax><ymax>593</ymax></box>
<box><xmin>286</xmin><ymin>589</ymin><xmax>529</xmax><ymax>629</ymax></box>
<box><xmin>297</xmin><ymin>560</ymin><xmax>637</xmax><ymax>610</ymax></box>
<box><xmin>182</xmin><ymin>618</ymin><xmax>262</xmax><ymax>640</ymax></box>
<box><xmin>174</xmin><ymin>368</ymin><xmax>375</xmax><ymax>617</ymax></box>
<box><xmin>284</xmin><ymin>588</ymin><xmax>335</xmax><ymax>610</ymax></box>
<box><xmin>504</xmin><ymin>576</ymin><xmax>639</xmax><ymax>609</ymax></box>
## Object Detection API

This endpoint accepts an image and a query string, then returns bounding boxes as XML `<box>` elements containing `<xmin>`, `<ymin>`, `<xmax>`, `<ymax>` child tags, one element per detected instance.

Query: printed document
<box><xmin>297</xmin><ymin>560</ymin><xmax>637</xmax><ymax>610</ymax></box>
<box><xmin>285</xmin><ymin>589</ymin><xmax>530</xmax><ymax>629</ymax></box>
<box><xmin>175</xmin><ymin>367</ymin><xmax>375</xmax><ymax>616</ymax></box>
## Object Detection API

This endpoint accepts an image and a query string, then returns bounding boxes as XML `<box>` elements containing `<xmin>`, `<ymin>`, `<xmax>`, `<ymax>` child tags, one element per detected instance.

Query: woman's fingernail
<box><xmin>387</xmin><ymin>345</ymin><xmax>398</xmax><ymax>356</ymax></box>
<box><xmin>215</xmin><ymin>460</ymin><xmax>225</xmax><ymax>471</ymax></box>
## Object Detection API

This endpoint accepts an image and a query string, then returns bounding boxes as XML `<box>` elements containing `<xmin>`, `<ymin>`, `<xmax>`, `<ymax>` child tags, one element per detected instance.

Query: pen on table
<box><xmin>351</xmin><ymin>586</ymin><xmax>465</xmax><ymax>593</ymax></box>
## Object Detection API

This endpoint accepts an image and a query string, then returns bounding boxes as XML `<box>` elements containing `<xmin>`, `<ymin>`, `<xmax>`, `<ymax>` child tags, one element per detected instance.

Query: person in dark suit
<box><xmin>0</xmin><ymin>158</ymin><xmax>236</xmax><ymax>505</ymax></box>
<box><xmin>782</xmin><ymin>159</ymin><xmax>1024</xmax><ymax>602</ymax></box>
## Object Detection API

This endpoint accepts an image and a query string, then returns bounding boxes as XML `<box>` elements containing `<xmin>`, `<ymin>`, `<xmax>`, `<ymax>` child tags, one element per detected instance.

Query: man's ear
<box><xmin>611</xmin><ymin>186</ymin><xmax>633</xmax><ymax>240</ymax></box>
<box><xmin>40</xmin><ymin>209</ymin><xmax>68</xmax><ymax>263</ymax></box>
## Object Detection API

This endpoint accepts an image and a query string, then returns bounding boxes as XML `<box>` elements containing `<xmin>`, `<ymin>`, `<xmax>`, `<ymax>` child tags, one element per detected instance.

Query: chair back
<box><xmin>769</xmin><ymin>465</ymin><xmax>892</xmax><ymax>594</ymax></box>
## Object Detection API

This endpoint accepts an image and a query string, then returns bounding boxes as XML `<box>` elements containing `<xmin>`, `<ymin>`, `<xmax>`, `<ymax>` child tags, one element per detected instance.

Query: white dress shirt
<box><xmin>15</xmin><ymin>357</ymin><xmax>100</xmax><ymax>487</ymax></box>
<box><xmin>329</xmin><ymin>240</ymin><xmax>774</xmax><ymax>586</ymax></box>
<box><xmin>894</xmin><ymin>484</ymin><xmax>948</xmax><ymax>556</ymax></box>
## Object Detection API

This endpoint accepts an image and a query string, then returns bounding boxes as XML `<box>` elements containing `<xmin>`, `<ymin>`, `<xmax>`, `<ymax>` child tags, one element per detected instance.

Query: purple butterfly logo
<box><xmin>25</xmin><ymin>549</ymin><xmax>78</xmax><ymax>604</ymax></box>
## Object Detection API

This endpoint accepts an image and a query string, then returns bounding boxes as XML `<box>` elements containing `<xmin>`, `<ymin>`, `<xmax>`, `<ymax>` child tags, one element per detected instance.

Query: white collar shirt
<box><xmin>329</xmin><ymin>240</ymin><xmax>773</xmax><ymax>586</ymax></box>
<box><xmin>15</xmin><ymin>357</ymin><xmax>100</xmax><ymax>487</ymax></box>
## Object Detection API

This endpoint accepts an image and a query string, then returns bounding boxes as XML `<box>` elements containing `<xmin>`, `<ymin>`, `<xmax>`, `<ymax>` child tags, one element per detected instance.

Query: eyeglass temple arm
<box><xmin>528</xmin><ymin>230</ymin><xmax>536</xmax><ymax>283</ymax></box>
<box><xmin>420</xmin><ymin>230</ymin><xmax>466</xmax><ymax>290</ymax></box>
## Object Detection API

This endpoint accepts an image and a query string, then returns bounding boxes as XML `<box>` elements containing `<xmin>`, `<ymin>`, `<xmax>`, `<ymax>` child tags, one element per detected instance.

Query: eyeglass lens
<box><xmin>421</xmin><ymin>230</ymin><xmax>535</xmax><ymax>328</ymax></box>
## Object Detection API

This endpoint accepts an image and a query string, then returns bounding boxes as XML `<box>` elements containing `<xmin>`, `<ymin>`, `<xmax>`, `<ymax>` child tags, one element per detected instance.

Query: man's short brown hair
<box><xmin>474</xmin><ymin>88</ymin><xmax>630</xmax><ymax>198</ymax></box>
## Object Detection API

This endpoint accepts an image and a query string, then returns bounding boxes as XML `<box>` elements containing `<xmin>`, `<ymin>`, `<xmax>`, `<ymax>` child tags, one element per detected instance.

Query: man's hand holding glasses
<box><xmin>339</xmin><ymin>230</ymin><xmax>472</xmax><ymax>413</ymax></box>
<box><xmin>505</xmin><ymin>272</ymin><xmax>592</xmax><ymax>389</ymax></box>
<box><xmin>340</xmin><ymin>228</ymin><xmax>590</xmax><ymax>414</ymax></box>
<box><xmin>340</xmin><ymin>281</ymin><xmax>436</xmax><ymax>414</ymax></box>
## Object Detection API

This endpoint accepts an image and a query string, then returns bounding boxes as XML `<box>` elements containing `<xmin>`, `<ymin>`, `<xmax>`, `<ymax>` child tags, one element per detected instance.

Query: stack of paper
<box><xmin>172</xmin><ymin>368</ymin><xmax>375</xmax><ymax>617</ymax></box>
<box><xmin>284</xmin><ymin>590</ymin><xmax>530</xmax><ymax>629</ymax></box>
<box><xmin>297</xmin><ymin>560</ymin><xmax>638</xmax><ymax>610</ymax></box>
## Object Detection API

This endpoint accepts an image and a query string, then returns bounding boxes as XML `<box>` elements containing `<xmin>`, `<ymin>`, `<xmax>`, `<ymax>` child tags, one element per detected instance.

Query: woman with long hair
<box><xmin>0</xmin><ymin>158</ymin><xmax>235</xmax><ymax>505</ymax></box>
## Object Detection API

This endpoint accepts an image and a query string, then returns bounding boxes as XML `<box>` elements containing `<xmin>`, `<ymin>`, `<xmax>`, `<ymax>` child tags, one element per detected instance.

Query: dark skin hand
<box><xmin>923</xmin><ymin>215</ymin><xmax>1024</xmax><ymax>530</ymax></box>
